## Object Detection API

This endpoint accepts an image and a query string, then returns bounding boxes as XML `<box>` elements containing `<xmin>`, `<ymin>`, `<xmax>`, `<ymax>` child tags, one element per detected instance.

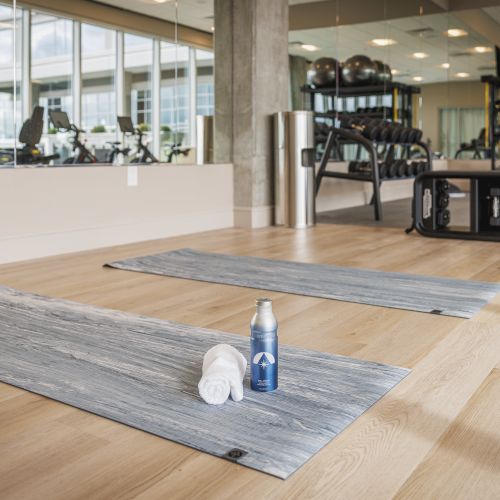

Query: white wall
<box><xmin>0</xmin><ymin>164</ymin><xmax>233</xmax><ymax>264</ymax></box>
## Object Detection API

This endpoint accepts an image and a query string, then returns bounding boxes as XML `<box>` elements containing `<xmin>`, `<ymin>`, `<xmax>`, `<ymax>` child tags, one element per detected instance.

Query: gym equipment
<box><xmin>454</xmin><ymin>128</ymin><xmax>489</xmax><ymax>159</ymax></box>
<box><xmin>342</xmin><ymin>55</ymin><xmax>377</xmax><ymax>86</ymax></box>
<box><xmin>106</xmin><ymin>141</ymin><xmax>131</xmax><ymax>164</ymax></box>
<box><xmin>480</xmin><ymin>75</ymin><xmax>500</xmax><ymax>169</ymax></box>
<box><xmin>407</xmin><ymin>170</ymin><xmax>500</xmax><ymax>241</ymax></box>
<box><xmin>373</xmin><ymin>60</ymin><xmax>392</xmax><ymax>84</ymax></box>
<box><xmin>0</xmin><ymin>106</ymin><xmax>59</xmax><ymax>166</ymax></box>
<box><xmin>117</xmin><ymin>116</ymin><xmax>159</xmax><ymax>164</ymax></box>
<box><xmin>316</xmin><ymin>122</ymin><xmax>433</xmax><ymax>220</ymax></box>
<box><xmin>49</xmin><ymin>110</ymin><xmax>98</xmax><ymax>164</ymax></box>
<box><xmin>307</xmin><ymin>57</ymin><xmax>339</xmax><ymax>88</ymax></box>
<box><xmin>106</xmin><ymin>247</ymin><xmax>500</xmax><ymax>318</ymax></box>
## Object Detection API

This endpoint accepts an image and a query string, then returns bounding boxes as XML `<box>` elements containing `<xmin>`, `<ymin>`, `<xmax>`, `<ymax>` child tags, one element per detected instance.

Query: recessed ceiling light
<box><xmin>412</xmin><ymin>52</ymin><xmax>429</xmax><ymax>59</ymax></box>
<box><xmin>440</xmin><ymin>62</ymin><xmax>450</xmax><ymax>69</ymax></box>
<box><xmin>413</xmin><ymin>76</ymin><xmax>424</xmax><ymax>82</ymax></box>
<box><xmin>455</xmin><ymin>72</ymin><xmax>470</xmax><ymax>78</ymax></box>
<box><xmin>370</xmin><ymin>38</ymin><xmax>397</xmax><ymax>47</ymax></box>
<box><xmin>391</xmin><ymin>69</ymin><xmax>400</xmax><ymax>75</ymax></box>
<box><xmin>446</xmin><ymin>28</ymin><xmax>468</xmax><ymax>38</ymax></box>
<box><xmin>301</xmin><ymin>44</ymin><xmax>320</xmax><ymax>52</ymax></box>
<box><xmin>472</xmin><ymin>46</ymin><xmax>492</xmax><ymax>54</ymax></box>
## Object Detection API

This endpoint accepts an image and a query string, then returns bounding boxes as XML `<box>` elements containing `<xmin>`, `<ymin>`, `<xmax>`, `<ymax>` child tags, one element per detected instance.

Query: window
<box><xmin>82</xmin><ymin>23</ymin><xmax>116</xmax><ymax>152</ymax></box>
<box><xmin>439</xmin><ymin>107</ymin><xmax>485</xmax><ymax>158</ymax></box>
<box><xmin>160</xmin><ymin>42</ymin><xmax>191</xmax><ymax>161</ymax></box>
<box><xmin>0</xmin><ymin>5</ymin><xmax>21</xmax><ymax>148</ymax></box>
<box><xmin>124</xmin><ymin>34</ymin><xmax>152</xmax><ymax>128</ymax></box>
<box><xmin>195</xmin><ymin>49</ymin><xmax>214</xmax><ymax>116</ymax></box>
<box><xmin>31</xmin><ymin>11</ymin><xmax>73</xmax><ymax>162</ymax></box>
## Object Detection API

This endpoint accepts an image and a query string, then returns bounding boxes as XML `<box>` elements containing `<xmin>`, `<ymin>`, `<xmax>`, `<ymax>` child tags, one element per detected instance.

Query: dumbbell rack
<box><xmin>315</xmin><ymin>126</ymin><xmax>433</xmax><ymax>221</ymax></box>
<box><xmin>301</xmin><ymin>82</ymin><xmax>420</xmax><ymax>128</ymax></box>
<box><xmin>480</xmin><ymin>75</ymin><xmax>500</xmax><ymax>171</ymax></box>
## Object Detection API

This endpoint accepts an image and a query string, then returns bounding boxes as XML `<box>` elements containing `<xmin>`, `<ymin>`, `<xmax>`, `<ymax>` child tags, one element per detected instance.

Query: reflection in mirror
<box><xmin>0</xmin><ymin>4</ymin><xmax>20</xmax><ymax>165</ymax></box>
<box><xmin>2</xmin><ymin>0</ymin><xmax>215</xmax><ymax>168</ymax></box>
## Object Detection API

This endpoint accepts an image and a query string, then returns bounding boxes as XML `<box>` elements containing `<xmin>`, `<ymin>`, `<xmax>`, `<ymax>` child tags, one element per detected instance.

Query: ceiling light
<box><xmin>391</xmin><ymin>69</ymin><xmax>400</xmax><ymax>75</ymax></box>
<box><xmin>472</xmin><ymin>46</ymin><xmax>492</xmax><ymax>54</ymax></box>
<box><xmin>446</xmin><ymin>28</ymin><xmax>468</xmax><ymax>38</ymax></box>
<box><xmin>412</xmin><ymin>52</ymin><xmax>429</xmax><ymax>59</ymax></box>
<box><xmin>301</xmin><ymin>44</ymin><xmax>320</xmax><ymax>52</ymax></box>
<box><xmin>370</xmin><ymin>38</ymin><xmax>397</xmax><ymax>47</ymax></box>
<box><xmin>440</xmin><ymin>62</ymin><xmax>450</xmax><ymax>69</ymax></box>
<box><xmin>456</xmin><ymin>72</ymin><xmax>470</xmax><ymax>78</ymax></box>
<box><xmin>211</xmin><ymin>26</ymin><xmax>215</xmax><ymax>32</ymax></box>
<box><xmin>413</xmin><ymin>76</ymin><xmax>424</xmax><ymax>82</ymax></box>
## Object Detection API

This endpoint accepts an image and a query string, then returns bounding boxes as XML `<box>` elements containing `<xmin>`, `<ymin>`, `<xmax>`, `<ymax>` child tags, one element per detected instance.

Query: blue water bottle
<box><xmin>250</xmin><ymin>298</ymin><xmax>278</xmax><ymax>392</ymax></box>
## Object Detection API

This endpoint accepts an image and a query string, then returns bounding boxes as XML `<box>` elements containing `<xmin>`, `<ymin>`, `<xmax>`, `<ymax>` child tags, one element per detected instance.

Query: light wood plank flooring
<box><xmin>0</xmin><ymin>223</ymin><xmax>499</xmax><ymax>499</ymax></box>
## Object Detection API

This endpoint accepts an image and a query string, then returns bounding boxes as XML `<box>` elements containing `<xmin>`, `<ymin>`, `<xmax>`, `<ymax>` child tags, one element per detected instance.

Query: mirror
<box><xmin>2</xmin><ymin>0</ymin><xmax>215</xmax><ymax>168</ymax></box>
<box><xmin>289</xmin><ymin>1</ymin><xmax>497</xmax><ymax>165</ymax></box>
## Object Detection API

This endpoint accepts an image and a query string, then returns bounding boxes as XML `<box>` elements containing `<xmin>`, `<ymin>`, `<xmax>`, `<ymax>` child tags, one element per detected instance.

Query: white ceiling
<box><xmin>289</xmin><ymin>10</ymin><xmax>498</xmax><ymax>84</ymax></box>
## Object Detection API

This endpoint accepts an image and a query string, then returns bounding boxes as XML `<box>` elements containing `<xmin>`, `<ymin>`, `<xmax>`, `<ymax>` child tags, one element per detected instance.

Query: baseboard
<box><xmin>0</xmin><ymin>209</ymin><xmax>234</xmax><ymax>265</ymax></box>
<box><xmin>234</xmin><ymin>205</ymin><xmax>274</xmax><ymax>228</ymax></box>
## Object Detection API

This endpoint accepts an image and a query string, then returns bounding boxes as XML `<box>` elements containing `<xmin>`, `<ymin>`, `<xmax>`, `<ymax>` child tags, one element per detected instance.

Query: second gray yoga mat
<box><xmin>0</xmin><ymin>285</ymin><xmax>409</xmax><ymax>479</ymax></box>
<box><xmin>106</xmin><ymin>248</ymin><xmax>500</xmax><ymax>319</ymax></box>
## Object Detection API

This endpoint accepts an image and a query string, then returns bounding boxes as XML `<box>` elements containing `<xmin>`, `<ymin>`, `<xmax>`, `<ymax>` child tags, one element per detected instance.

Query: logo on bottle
<box><xmin>252</xmin><ymin>352</ymin><xmax>276</xmax><ymax>369</ymax></box>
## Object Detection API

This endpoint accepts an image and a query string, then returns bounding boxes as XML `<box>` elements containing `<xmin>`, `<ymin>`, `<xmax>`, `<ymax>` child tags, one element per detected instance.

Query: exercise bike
<box><xmin>117</xmin><ymin>116</ymin><xmax>158</xmax><ymax>164</ymax></box>
<box><xmin>49</xmin><ymin>110</ymin><xmax>98</xmax><ymax>164</ymax></box>
<box><xmin>0</xmin><ymin>106</ymin><xmax>59</xmax><ymax>166</ymax></box>
<box><xmin>163</xmin><ymin>141</ymin><xmax>191</xmax><ymax>163</ymax></box>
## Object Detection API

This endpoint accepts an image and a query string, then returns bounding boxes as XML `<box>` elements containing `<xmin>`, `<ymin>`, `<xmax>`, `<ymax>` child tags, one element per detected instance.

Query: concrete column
<box><xmin>289</xmin><ymin>55</ymin><xmax>309</xmax><ymax>111</ymax></box>
<box><xmin>214</xmin><ymin>0</ymin><xmax>289</xmax><ymax>228</ymax></box>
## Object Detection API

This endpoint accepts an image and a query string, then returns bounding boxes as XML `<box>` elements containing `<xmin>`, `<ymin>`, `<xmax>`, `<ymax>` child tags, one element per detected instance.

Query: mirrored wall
<box><xmin>289</xmin><ymin>0</ymin><xmax>497</xmax><ymax>163</ymax></box>
<box><xmin>1</xmin><ymin>0</ymin><xmax>215</xmax><ymax>168</ymax></box>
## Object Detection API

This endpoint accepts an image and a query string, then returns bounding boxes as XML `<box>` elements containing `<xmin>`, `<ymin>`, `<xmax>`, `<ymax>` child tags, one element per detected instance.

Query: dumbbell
<box><xmin>348</xmin><ymin>160</ymin><xmax>371</xmax><ymax>175</ymax></box>
<box><xmin>398</xmin><ymin>128</ymin><xmax>412</xmax><ymax>143</ymax></box>
<box><xmin>386</xmin><ymin>160</ymin><xmax>399</xmax><ymax>178</ymax></box>
<box><xmin>436</xmin><ymin>209</ymin><xmax>450</xmax><ymax>228</ymax></box>
<box><xmin>413</xmin><ymin>129</ymin><xmax>423</xmax><ymax>143</ymax></box>
<box><xmin>378</xmin><ymin>163</ymin><xmax>388</xmax><ymax>178</ymax></box>
<box><xmin>386</xmin><ymin>124</ymin><xmax>403</xmax><ymax>143</ymax></box>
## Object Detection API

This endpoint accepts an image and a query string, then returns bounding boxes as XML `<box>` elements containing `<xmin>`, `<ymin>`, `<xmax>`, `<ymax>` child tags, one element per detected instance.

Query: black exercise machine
<box><xmin>454</xmin><ymin>128</ymin><xmax>490</xmax><ymax>160</ymax></box>
<box><xmin>117</xmin><ymin>116</ymin><xmax>158</xmax><ymax>164</ymax></box>
<box><xmin>407</xmin><ymin>170</ymin><xmax>500</xmax><ymax>241</ymax></box>
<box><xmin>49</xmin><ymin>110</ymin><xmax>98</xmax><ymax>164</ymax></box>
<box><xmin>0</xmin><ymin>106</ymin><xmax>59</xmax><ymax>166</ymax></box>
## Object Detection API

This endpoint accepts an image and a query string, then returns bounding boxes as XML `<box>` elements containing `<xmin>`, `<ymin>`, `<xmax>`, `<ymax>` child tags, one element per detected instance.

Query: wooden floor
<box><xmin>1</xmin><ymin>223</ymin><xmax>500</xmax><ymax>499</ymax></box>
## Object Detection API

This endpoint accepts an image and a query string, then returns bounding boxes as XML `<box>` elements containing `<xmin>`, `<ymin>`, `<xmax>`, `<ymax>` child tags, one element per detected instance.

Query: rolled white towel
<box><xmin>198</xmin><ymin>344</ymin><xmax>247</xmax><ymax>405</ymax></box>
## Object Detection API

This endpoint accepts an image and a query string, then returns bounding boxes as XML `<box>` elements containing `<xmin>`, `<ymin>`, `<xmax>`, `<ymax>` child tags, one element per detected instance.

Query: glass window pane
<box><xmin>82</xmin><ymin>23</ymin><xmax>116</xmax><ymax>154</ymax></box>
<box><xmin>160</xmin><ymin>42</ymin><xmax>190</xmax><ymax>161</ymax></box>
<box><xmin>0</xmin><ymin>4</ymin><xmax>21</xmax><ymax>157</ymax></box>
<box><xmin>196</xmin><ymin>49</ymin><xmax>214</xmax><ymax>117</ymax></box>
<box><xmin>31</xmin><ymin>11</ymin><xmax>72</xmax><ymax>163</ymax></box>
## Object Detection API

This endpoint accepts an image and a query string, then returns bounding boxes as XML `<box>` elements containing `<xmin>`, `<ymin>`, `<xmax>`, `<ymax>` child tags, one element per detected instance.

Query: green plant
<box><xmin>138</xmin><ymin>122</ymin><xmax>151</xmax><ymax>132</ymax></box>
<box><xmin>91</xmin><ymin>124</ymin><xmax>106</xmax><ymax>133</ymax></box>
<box><xmin>48</xmin><ymin>127</ymin><xmax>57</xmax><ymax>135</ymax></box>
<box><xmin>160</xmin><ymin>125</ymin><xmax>171</xmax><ymax>132</ymax></box>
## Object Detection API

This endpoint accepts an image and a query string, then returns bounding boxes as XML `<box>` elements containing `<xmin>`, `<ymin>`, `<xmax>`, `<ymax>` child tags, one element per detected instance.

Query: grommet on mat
<box><xmin>224</xmin><ymin>448</ymin><xmax>248</xmax><ymax>462</ymax></box>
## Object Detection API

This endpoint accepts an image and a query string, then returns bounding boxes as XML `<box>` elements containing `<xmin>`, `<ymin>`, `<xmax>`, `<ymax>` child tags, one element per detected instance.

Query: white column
<box><xmin>152</xmin><ymin>39</ymin><xmax>161</xmax><ymax>159</ymax></box>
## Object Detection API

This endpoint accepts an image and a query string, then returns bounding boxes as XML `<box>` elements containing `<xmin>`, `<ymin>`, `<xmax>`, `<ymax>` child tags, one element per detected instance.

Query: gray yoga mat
<box><xmin>0</xmin><ymin>285</ymin><xmax>409</xmax><ymax>479</ymax></box>
<box><xmin>105</xmin><ymin>248</ymin><xmax>500</xmax><ymax>319</ymax></box>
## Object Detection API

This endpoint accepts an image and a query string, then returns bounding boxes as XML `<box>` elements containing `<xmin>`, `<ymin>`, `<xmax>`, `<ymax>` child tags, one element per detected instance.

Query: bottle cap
<box><xmin>256</xmin><ymin>298</ymin><xmax>272</xmax><ymax>308</ymax></box>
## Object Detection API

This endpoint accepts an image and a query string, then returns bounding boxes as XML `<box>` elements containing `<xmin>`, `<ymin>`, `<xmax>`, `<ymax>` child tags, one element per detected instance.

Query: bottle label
<box><xmin>250</xmin><ymin>329</ymin><xmax>278</xmax><ymax>391</ymax></box>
